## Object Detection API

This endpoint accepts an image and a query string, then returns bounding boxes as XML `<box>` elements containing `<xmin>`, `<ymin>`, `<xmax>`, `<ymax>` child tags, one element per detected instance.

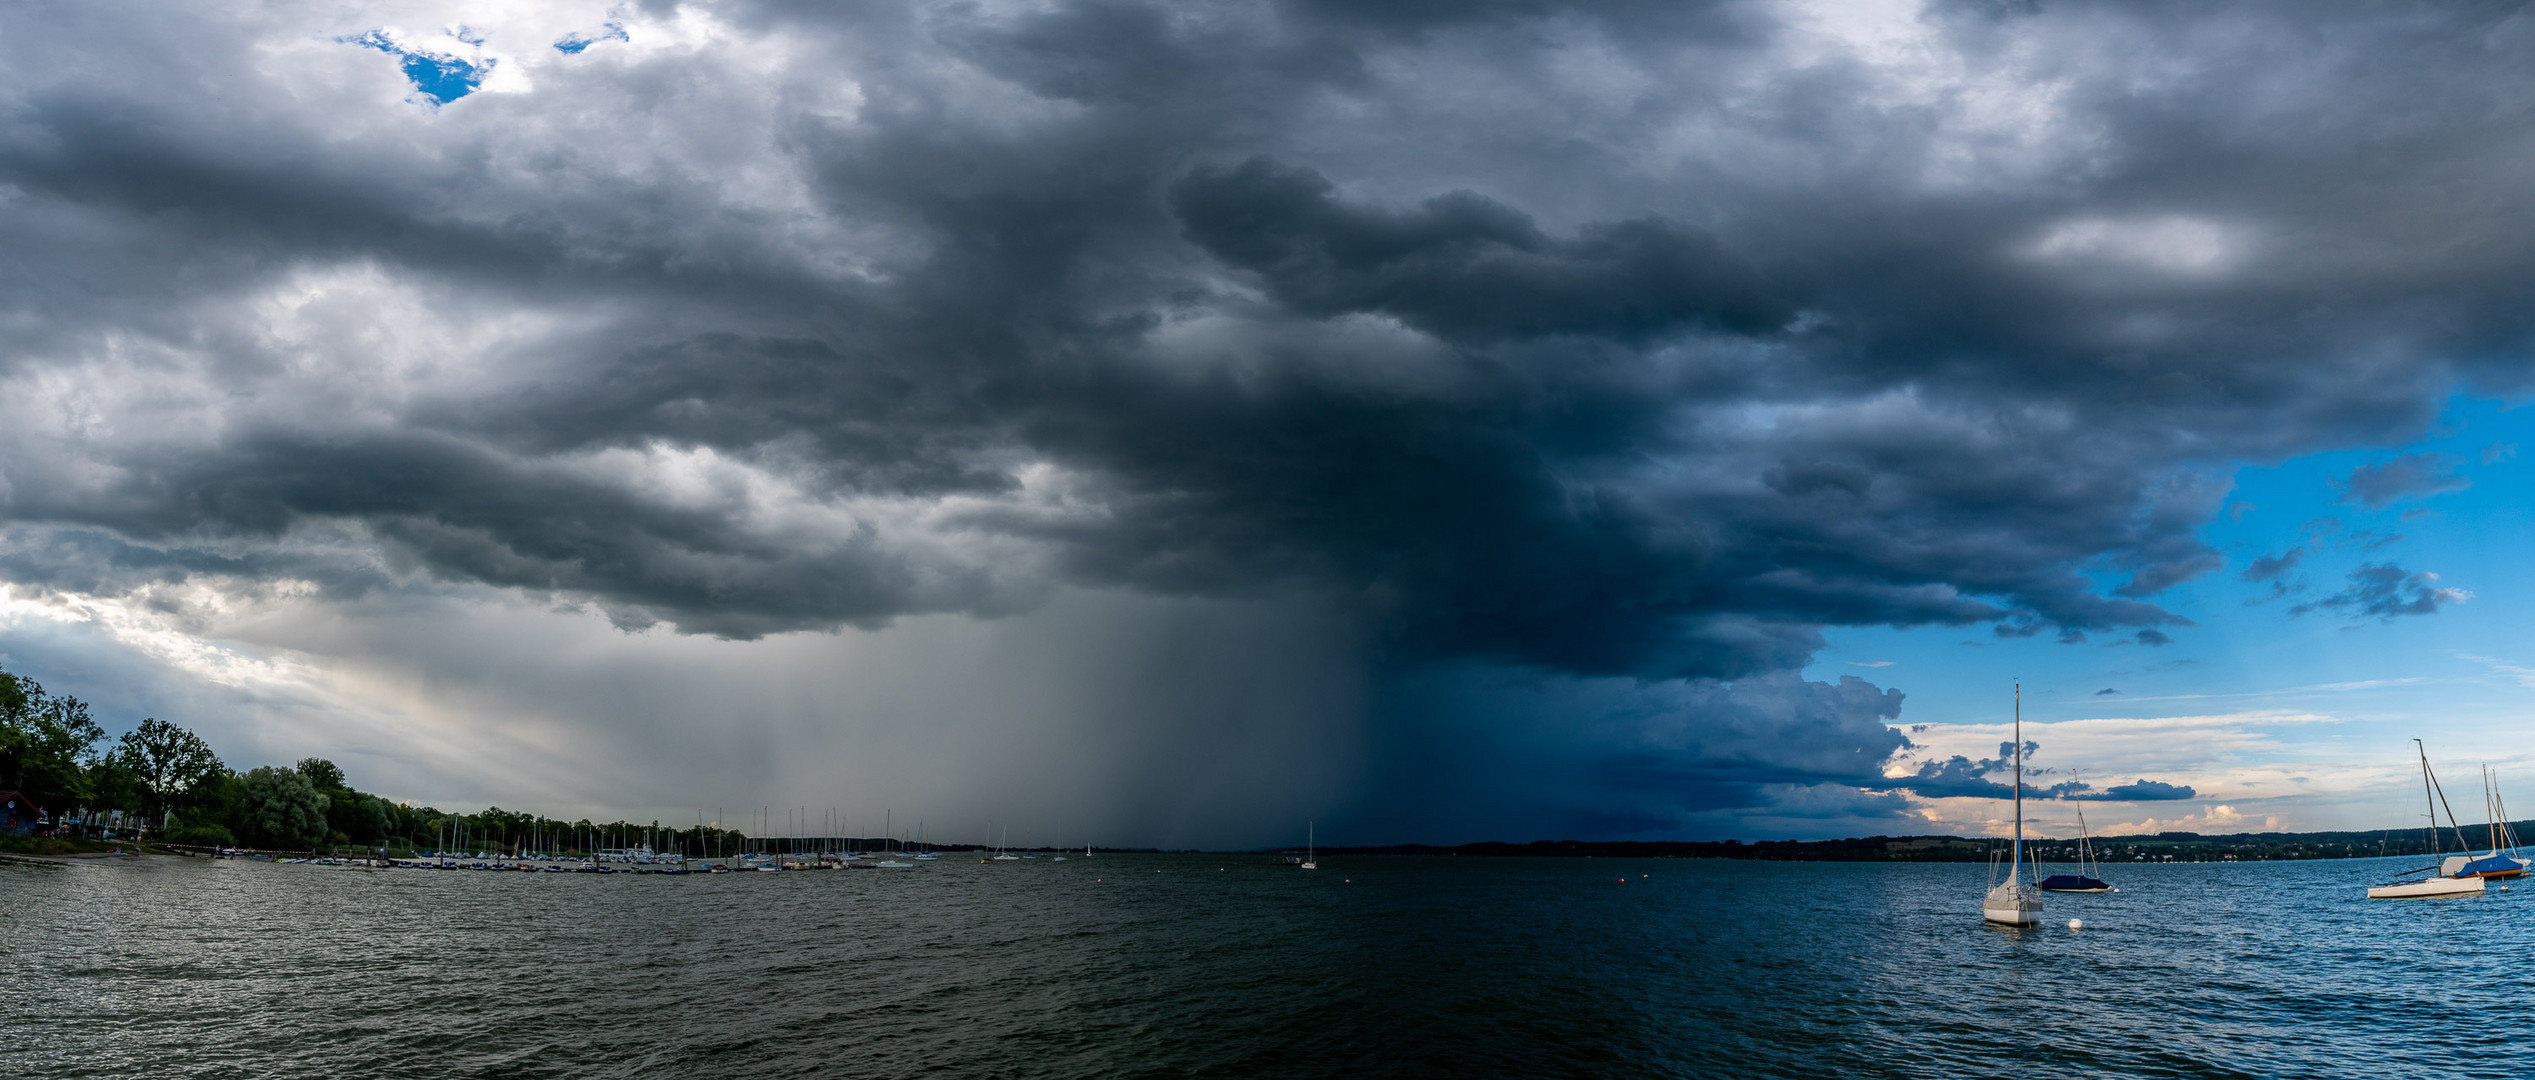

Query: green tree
<box><xmin>115</xmin><ymin>718</ymin><xmax>224</xmax><ymax>829</ymax></box>
<box><xmin>83</xmin><ymin>755</ymin><xmax>143</xmax><ymax>817</ymax></box>
<box><xmin>295</xmin><ymin>758</ymin><xmax>345</xmax><ymax>791</ymax></box>
<box><xmin>328</xmin><ymin>792</ymin><xmax>393</xmax><ymax>845</ymax></box>
<box><xmin>0</xmin><ymin>664</ymin><xmax>104</xmax><ymax>820</ymax></box>
<box><xmin>238</xmin><ymin>766</ymin><xmax>329</xmax><ymax>850</ymax></box>
<box><xmin>182</xmin><ymin>770</ymin><xmax>248</xmax><ymax>841</ymax></box>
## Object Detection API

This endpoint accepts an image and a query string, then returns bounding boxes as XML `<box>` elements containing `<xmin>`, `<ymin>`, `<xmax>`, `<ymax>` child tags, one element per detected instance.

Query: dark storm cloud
<box><xmin>1353</xmin><ymin>667</ymin><xmax>1916</xmax><ymax>838</ymax></box>
<box><xmin>1170</xmin><ymin>157</ymin><xmax>1792</xmax><ymax>343</ymax></box>
<box><xmin>1893</xmin><ymin>751</ymin><xmax>2020</xmax><ymax>800</ymax></box>
<box><xmin>3</xmin><ymin>0</ymin><xmax>2533</xmax><ymax>831</ymax></box>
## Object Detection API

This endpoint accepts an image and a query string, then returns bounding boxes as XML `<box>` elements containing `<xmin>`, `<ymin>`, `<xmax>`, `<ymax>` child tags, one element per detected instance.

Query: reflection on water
<box><xmin>2</xmin><ymin>854</ymin><xmax>2523</xmax><ymax>1078</ymax></box>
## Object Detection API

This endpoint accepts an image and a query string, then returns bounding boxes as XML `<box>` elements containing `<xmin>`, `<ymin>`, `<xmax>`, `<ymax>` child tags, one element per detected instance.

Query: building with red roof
<box><xmin>1</xmin><ymin>790</ymin><xmax>46</xmax><ymax>836</ymax></box>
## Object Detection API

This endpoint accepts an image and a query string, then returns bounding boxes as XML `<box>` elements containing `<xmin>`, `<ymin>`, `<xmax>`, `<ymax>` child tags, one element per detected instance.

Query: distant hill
<box><xmin>1317</xmin><ymin>824</ymin><xmax>2531</xmax><ymax>864</ymax></box>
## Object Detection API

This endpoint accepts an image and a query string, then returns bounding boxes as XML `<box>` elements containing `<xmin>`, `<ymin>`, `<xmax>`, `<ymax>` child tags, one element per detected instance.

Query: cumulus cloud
<box><xmin>0</xmin><ymin>0</ymin><xmax>2527</xmax><ymax>839</ymax></box>
<box><xmin>2339</xmin><ymin>453</ymin><xmax>2471</xmax><ymax>508</ymax></box>
<box><xmin>2107</xmin><ymin>805</ymin><xmax>2279</xmax><ymax>836</ymax></box>
<box><xmin>2291</xmin><ymin>563</ymin><xmax>2470</xmax><ymax>620</ymax></box>
<box><xmin>1886</xmin><ymin>736</ymin><xmax>2196</xmax><ymax>805</ymax></box>
<box><xmin>2091</xmin><ymin>778</ymin><xmax>2197</xmax><ymax>802</ymax></box>
<box><xmin>2242</xmin><ymin>548</ymin><xmax>2304</xmax><ymax>583</ymax></box>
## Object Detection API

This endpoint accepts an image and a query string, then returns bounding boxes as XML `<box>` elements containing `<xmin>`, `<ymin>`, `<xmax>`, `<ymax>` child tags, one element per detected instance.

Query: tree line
<box><xmin>1</xmin><ymin>662</ymin><xmax>751</xmax><ymax>854</ymax></box>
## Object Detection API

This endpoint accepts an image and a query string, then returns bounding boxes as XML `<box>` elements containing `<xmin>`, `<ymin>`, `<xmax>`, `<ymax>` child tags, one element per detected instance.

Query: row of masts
<box><xmin>418</xmin><ymin>805</ymin><xmax>1056</xmax><ymax>864</ymax></box>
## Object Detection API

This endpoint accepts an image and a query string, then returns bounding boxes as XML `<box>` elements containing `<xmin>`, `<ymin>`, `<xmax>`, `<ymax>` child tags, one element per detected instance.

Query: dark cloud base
<box><xmin>0</xmin><ymin>0</ymin><xmax>2519</xmax><ymax>833</ymax></box>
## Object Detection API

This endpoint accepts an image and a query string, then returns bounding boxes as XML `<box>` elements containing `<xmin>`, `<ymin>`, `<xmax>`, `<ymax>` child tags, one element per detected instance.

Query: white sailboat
<box><xmin>2436</xmin><ymin>766</ymin><xmax>2527</xmax><ymax>880</ymax></box>
<box><xmin>1981</xmin><ymin>683</ymin><xmax>2043</xmax><ymax>927</ymax></box>
<box><xmin>993</xmin><ymin>824</ymin><xmax>1020</xmax><ymax>860</ymax></box>
<box><xmin>1300</xmin><ymin>821</ymin><xmax>1318</xmax><ymax>871</ymax></box>
<box><xmin>2368</xmin><ymin>740</ymin><xmax>2488</xmax><ymax>899</ymax></box>
<box><xmin>914</xmin><ymin>820</ymin><xmax>940</xmax><ymax>860</ymax></box>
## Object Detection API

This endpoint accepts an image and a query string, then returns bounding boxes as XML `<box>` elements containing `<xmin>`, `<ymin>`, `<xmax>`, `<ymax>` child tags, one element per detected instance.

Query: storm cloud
<box><xmin>0</xmin><ymin>0</ymin><xmax>2527</xmax><ymax>839</ymax></box>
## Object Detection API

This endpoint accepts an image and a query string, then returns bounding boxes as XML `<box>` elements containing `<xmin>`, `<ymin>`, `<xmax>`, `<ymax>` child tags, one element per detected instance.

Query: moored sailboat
<box><xmin>1981</xmin><ymin>684</ymin><xmax>2042</xmax><ymax>926</ymax></box>
<box><xmin>2438</xmin><ymin>766</ymin><xmax>2527</xmax><ymax>880</ymax></box>
<box><xmin>2368</xmin><ymin>740</ymin><xmax>2490</xmax><ymax>899</ymax></box>
<box><xmin>2037</xmin><ymin>770</ymin><xmax>2112</xmax><ymax>893</ymax></box>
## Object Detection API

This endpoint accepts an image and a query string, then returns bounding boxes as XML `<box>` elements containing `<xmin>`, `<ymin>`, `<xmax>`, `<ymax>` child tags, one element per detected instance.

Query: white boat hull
<box><xmin>2367</xmin><ymin>875</ymin><xmax>2487</xmax><ymax>899</ymax></box>
<box><xmin>1983</xmin><ymin>883</ymin><xmax>2042</xmax><ymax>926</ymax></box>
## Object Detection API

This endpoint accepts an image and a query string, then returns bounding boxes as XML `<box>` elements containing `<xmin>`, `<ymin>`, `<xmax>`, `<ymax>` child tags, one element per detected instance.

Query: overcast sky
<box><xmin>7</xmin><ymin>0</ymin><xmax>2535</xmax><ymax>847</ymax></box>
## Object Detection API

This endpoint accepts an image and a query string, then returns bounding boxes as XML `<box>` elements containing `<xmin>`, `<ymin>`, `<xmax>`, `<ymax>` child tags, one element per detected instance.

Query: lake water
<box><xmin>3</xmin><ymin>853</ymin><xmax>2528</xmax><ymax>1078</ymax></box>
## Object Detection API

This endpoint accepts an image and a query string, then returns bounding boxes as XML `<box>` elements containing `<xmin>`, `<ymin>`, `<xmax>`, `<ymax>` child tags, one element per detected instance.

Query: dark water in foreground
<box><xmin>3</xmin><ymin>853</ymin><xmax>2530</xmax><ymax>1078</ymax></box>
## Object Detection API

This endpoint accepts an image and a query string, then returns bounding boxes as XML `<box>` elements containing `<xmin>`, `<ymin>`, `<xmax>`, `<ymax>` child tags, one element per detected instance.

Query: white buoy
<box><xmin>2067</xmin><ymin>918</ymin><xmax>2083</xmax><ymax>930</ymax></box>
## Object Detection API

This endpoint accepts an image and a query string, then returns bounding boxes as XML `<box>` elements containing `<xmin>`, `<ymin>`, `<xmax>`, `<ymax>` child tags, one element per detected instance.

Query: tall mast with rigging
<box><xmin>2012</xmin><ymin>682</ymin><xmax>2024</xmax><ymax>885</ymax></box>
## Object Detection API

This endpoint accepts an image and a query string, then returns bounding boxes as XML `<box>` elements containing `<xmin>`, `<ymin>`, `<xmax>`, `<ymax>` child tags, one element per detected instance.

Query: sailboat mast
<box><xmin>2417</xmin><ymin>740</ymin><xmax>2438</xmax><ymax>857</ymax></box>
<box><xmin>2012</xmin><ymin>682</ymin><xmax>2024</xmax><ymax>882</ymax></box>
<box><xmin>2488</xmin><ymin>766</ymin><xmax>2500</xmax><ymax>855</ymax></box>
<box><xmin>2072</xmin><ymin>769</ymin><xmax>2094</xmax><ymax>878</ymax></box>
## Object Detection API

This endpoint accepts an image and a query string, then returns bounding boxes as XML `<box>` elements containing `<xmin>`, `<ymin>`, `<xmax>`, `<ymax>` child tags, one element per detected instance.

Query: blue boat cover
<box><xmin>2453</xmin><ymin>854</ymin><xmax>2526</xmax><ymax>877</ymax></box>
<box><xmin>2037</xmin><ymin>874</ymin><xmax>2109</xmax><ymax>891</ymax></box>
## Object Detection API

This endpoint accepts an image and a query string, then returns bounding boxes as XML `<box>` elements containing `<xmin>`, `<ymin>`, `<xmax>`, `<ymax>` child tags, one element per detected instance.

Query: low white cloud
<box><xmin>2103</xmin><ymin>804</ymin><xmax>2281</xmax><ymax>835</ymax></box>
<box><xmin>1890</xmin><ymin>709</ymin><xmax>2344</xmax><ymax>797</ymax></box>
<box><xmin>2026</xmin><ymin>214</ymin><xmax>2249</xmax><ymax>277</ymax></box>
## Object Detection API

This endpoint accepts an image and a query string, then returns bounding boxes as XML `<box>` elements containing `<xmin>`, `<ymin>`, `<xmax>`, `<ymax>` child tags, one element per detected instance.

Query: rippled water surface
<box><xmin>4</xmin><ymin>853</ymin><xmax>2530</xmax><ymax>1078</ymax></box>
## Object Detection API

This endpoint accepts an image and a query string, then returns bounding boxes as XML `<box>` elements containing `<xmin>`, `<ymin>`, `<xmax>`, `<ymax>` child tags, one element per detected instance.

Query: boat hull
<box><xmin>1982</xmin><ymin>883</ymin><xmax>2043</xmax><ymax>925</ymax></box>
<box><xmin>2441</xmin><ymin>853</ymin><xmax>2527</xmax><ymax>879</ymax></box>
<box><xmin>2036</xmin><ymin>873</ymin><xmax>2111</xmax><ymax>893</ymax></box>
<box><xmin>2367</xmin><ymin>876</ymin><xmax>2488</xmax><ymax>899</ymax></box>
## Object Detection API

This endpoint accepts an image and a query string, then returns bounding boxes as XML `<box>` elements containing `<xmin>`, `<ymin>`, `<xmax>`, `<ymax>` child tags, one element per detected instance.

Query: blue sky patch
<box><xmin>349</xmin><ymin>30</ymin><xmax>488</xmax><ymax>106</ymax></box>
<box><xmin>554</xmin><ymin>22</ymin><xmax>628</xmax><ymax>55</ymax></box>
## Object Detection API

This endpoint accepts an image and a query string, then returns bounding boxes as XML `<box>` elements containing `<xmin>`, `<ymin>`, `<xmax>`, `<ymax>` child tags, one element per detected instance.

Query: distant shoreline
<box><xmin>1312</xmin><ymin>825</ymin><xmax>2532</xmax><ymax>863</ymax></box>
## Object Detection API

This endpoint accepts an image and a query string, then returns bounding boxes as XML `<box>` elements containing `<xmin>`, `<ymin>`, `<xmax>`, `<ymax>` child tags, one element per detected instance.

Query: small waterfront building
<box><xmin>1</xmin><ymin>790</ymin><xmax>45</xmax><ymax>836</ymax></box>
